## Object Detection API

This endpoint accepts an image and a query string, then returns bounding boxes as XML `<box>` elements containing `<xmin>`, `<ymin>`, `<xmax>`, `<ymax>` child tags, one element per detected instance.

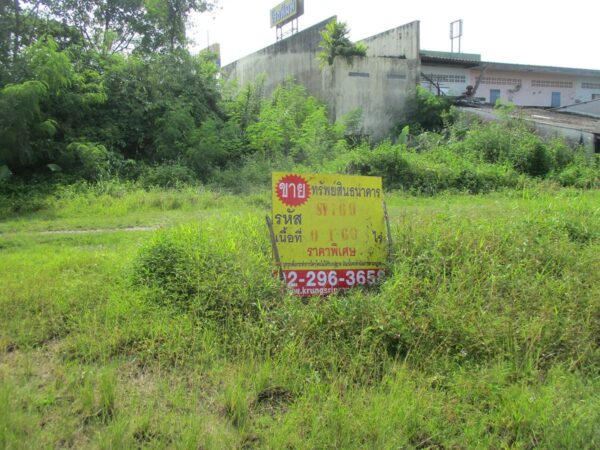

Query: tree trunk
<box><xmin>169</xmin><ymin>3</ymin><xmax>176</xmax><ymax>52</ymax></box>
<box><xmin>13</xmin><ymin>0</ymin><xmax>20</xmax><ymax>61</ymax></box>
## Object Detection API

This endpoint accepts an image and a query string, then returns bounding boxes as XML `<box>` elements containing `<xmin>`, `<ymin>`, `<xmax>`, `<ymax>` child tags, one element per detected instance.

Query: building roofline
<box><xmin>420</xmin><ymin>50</ymin><xmax>481</xmax><ymax>62</ymax></box>
<box><xmin>479</xmin><ymin>61</ymin><xmax>600</xmax><ymax>77</ymax></box>
<box><xmin>222</xmin><ymin>16</ymin><xmax>336</xmax><ymax>71</ymax></box>
<box><xmin>360</xmin><ymin>20</ymin><xmax>420</xmax><ymax>43</ymax></box>
<box><xmin>421</xmin><ymin>53</ymin><xmax>600</xmax><ymax>77</ymax></box>
<box><xmin>420</xmin><ymin>54</ymin><xmax>482</xmax><ymax>68</ymax></box>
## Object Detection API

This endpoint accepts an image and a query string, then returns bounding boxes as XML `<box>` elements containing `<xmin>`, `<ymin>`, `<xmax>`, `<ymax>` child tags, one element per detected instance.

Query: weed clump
<box><xmin>345</xmin><ymin>141</ymin><xmax>520</xmax><ymax>194</ymax></box>
<box><xmin>131</xmin><ymin>217</ymin><xmax>282</xmax><ymax>322</ymax></box>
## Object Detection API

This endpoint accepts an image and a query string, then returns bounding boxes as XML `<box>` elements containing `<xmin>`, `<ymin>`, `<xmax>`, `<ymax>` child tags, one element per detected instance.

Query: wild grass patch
<box><xmin>1</xmin><ymin>187</ymin><xmax>599</xmax><ymax>448</ymax></box>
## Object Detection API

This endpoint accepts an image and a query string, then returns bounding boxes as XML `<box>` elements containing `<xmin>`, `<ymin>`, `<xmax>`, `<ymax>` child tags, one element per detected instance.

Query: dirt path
<box><xmin>0</xmin><ymin>226</ymin><xmax>158</xmax><ymax>236</ymax></box>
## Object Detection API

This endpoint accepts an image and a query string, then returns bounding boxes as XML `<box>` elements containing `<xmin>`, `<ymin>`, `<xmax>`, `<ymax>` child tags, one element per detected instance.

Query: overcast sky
<box><xmin>189</xmin><ymin>0</ymin><xmax>600</xmax><ymax>70</ymax></box>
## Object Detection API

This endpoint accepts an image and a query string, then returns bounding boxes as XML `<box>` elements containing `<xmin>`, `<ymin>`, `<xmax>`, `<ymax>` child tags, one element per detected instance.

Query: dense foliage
<box><xmin>0</xmin><ymin>0</ymin><xmax>218</xmax><ymax>180</ymax></box>
<box><xmin>402</xmin><ymin>85</ymin><xmax>454</xmax><ymax>133</ymax></box>
<box><xmin>0</xmin><ymin>4</ymin><xmax>598</xmax><ymax>193</ymax></box>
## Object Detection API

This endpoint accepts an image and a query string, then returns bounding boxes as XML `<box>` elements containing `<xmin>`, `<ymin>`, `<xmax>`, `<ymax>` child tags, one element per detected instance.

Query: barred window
<box><xmin>582</xmin><ymin>82</ymin><xmax>600</xmax><ymax>89</ymax></box>
<box><xmin>479</xmin><ymin>77</ymin><xmax>521</xmax><ymax>86</ymax></box>
<box><xmin>422</xmin><ymin>73</ymin><xmax>466</xmax><ymax>83</ymax></box>
<box><xmin>532</xmin><ymin>80</ymin><xmax>573</xmax><ymax>88</ymax></box>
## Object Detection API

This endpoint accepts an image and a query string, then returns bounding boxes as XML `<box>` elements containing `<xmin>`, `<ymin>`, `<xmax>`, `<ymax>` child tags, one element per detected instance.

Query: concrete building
<box><xmin>223</xmin><ymin>17</ymin><xmax>421</xmax><ymax>140</ymax></box>
<box><xmin>222</xmin><ymin>17</ymin><xmax>600</xmax><ymax>143</ymax></box>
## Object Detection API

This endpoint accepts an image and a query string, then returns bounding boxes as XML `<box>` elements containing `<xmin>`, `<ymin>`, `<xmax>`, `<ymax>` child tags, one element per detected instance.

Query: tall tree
<box><xmin>0</xmin><ymin>1</ymin><xmax>12</xmax><ymax>80</ymax></box>
<box><xmin>40</xmin><ymin>0</ymin><xmax>148</xmax><ymax>53</ymax></box>
<box><xmin>141</xmin><ymin>0</ymin><xmax>213</xmax><ymax>52</ymax></box>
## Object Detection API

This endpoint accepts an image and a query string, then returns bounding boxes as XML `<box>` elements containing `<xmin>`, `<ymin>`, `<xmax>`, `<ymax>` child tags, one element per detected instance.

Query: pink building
<box><xmin>420</xmin><ymin>50</ymin><xmax>600</xmax><ymax>108</ymax></box>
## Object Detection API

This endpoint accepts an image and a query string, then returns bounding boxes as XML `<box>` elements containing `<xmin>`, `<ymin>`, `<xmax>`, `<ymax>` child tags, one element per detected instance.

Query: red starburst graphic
<box><xmin>276</xmin><ymin>174</ymin><xmax>310</xmax><ymax>207</ymax></box>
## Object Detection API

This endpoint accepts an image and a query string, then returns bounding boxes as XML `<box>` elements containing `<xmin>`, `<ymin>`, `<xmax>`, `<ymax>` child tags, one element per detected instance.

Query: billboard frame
<box><xmin>270</xmin><ymin>0</ymin><xmax>304</xmax><ymax>29</ymax></box>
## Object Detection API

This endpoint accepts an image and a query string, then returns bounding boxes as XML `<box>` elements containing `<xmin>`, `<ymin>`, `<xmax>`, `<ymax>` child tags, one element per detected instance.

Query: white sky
<box><xmin>189</xmin><ymin>0</ymin><xmax>600</xmax><ymax>70</ymax></box>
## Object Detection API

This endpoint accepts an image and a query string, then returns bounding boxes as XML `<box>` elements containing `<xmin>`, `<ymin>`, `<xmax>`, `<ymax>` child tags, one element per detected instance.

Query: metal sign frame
<box><xmin>450</xmin><ymin>19</ymin><xmax>463</xmax><ymax>53</ymax></box>
<box><xmin>276</xmin><ymin>18</ymin><xmax>299</xmax><ymax>41</ymax></box>
<box><xmin>270</xmin><ymin>0</ymin><xmax>303</xmax><ymax>40</ymax></box>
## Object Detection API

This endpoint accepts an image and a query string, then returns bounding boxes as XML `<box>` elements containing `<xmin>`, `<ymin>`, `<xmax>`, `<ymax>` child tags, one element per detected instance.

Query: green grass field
<box><xmin>1</xmin><ymin>185</ymin><xmax>599</xmax><ymax>448</ymax></box>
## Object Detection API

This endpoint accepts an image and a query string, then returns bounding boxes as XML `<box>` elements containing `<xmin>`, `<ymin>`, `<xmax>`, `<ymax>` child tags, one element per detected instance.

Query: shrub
<box><xmin>65</xmin><ymin>142</ymin><xmax>114</xmax><ymax>181</ymax></box>
<box><xmin>547</xmin><ymin>138</ymin><xmax>575</xmax><ymax>170</ymax></box>
<box><xmin>244</xmin><ymin>80</ymin><xmax>347</xmax><ymax>166</ymax></box>
<box><xmin>557</xmin><ymin>162</ymin><xmax>600</xmax><ymax>188</ymax></box>
<box><xmin>153</xmin><ymin>101</ymin><xmax>196</xmax><ymax>161</ymax></box>
<box><xmin>212</xmin><ymin>154</ymin><xmax>288</xmax><ymax>194</ymax></box>
<box><xmin>344</xmin><ymin>141</ymin><xmax>519</xmax><ymax>194</ymax></box>
<box><xmin>454</xmin><ymin>121</ymin><xmax>562</xmax><ymax>177</ymax></box>
<box><xmin>402</xmin><ymin>86</ymin><xmax>453</xmax><ymax>133</ymax></box>
<box><xmin>186</xmin><ymin>118</ymin><xmax>235</xmax><ymax>181</ymax></box>
<box><xmin>140</xmin><ymin>163</ymin><xmax>197</xmax><ymax>188</ymax></box>
<box><xmin>508</xmin><ymin>133</ymin><xmax>553</xmax><ymax>177</ymax></box>
<box><xmin>345</xmin><ymin>142</ymin><xmax>412</xmax><ymax>190</ymax></box>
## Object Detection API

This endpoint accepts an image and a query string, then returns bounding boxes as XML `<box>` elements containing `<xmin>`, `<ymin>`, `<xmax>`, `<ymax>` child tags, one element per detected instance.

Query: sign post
<box><xmin>271</xmin><ymin>172</ymin><xmax>388</xmax><ymax>296</ymax></box>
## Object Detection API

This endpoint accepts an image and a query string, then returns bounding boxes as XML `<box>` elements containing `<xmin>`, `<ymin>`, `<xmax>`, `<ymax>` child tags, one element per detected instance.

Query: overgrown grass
<box><xmin>1</xmin><ymin>186</ymin><xmax>599</xmax><ymax>448</ymax></box>
<box><xmin>0</xmin><ymin>181</ymin><xmax>270</xmax><ymax>232</ymax></box>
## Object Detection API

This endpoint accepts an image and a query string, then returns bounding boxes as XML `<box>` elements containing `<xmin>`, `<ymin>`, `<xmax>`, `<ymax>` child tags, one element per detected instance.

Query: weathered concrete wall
<box><xmin>533</xmin><ymin>122</ymin><xmax>597</xmax><ymax>156</ymax></box>
<box><xmin>222</xmin><ymin>17</ymin><xmax>333</xmax><ymax>99</ymax></box>
<box><xmin>325</xmin><ymin>56</ymin><xmax>419</xmax><ymax>138</ymax></box>
<box><xmin>555</xmin><ymin>99</ymin><xmax>600</xmax><ymax>118</ymax></box>
<box><xmin>223</xmin><ymin>18</ymin><xmax>420</xmax><ymax>140</ymax></box>
<box><xmin>361</xmin><ymin>21</ymin><xmax>420</xmax><ymax>59</ymax></box>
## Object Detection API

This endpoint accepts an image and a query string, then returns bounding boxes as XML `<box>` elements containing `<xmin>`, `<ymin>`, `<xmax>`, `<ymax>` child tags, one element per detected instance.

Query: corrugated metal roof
<box><xmin>420</xmin><ymin>54</ymin><xmax>482</xmax><ymax>68</ymax></box>
<box><xmin>420</xmin><ymin>50</ymin><xmax>481</xmax><ymax>61</ymax></box>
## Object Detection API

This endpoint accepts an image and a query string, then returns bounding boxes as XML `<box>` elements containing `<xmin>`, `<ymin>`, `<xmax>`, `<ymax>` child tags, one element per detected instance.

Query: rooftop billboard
<box><xmin>270</xmin><ymin>0</ymin><xmax>304</xmax><ymax>28</ymax></box>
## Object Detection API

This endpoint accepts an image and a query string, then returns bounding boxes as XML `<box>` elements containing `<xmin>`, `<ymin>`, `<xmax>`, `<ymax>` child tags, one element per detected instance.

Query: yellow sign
<box><xmin>271</xmin><ymin>172</ymin><xmax>387</xmax><ymax>296</ymax></box>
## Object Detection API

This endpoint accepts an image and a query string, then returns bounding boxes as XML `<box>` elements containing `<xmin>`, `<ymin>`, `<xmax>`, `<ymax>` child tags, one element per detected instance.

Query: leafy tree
<box><xmin>0</xmin><ymin>0</ymin><xmax>14</xmax><ymax>69</ymax></box>
<box><xmin>40</xmin><ymin>0</ymin><xmax>148</xmax><ymax>54</ymax></box>
<box><xmin>0</xmin><ymin>37</ymin><xmax>74</xmax><ymax>169</ymax></box>
<box><xmin>0</xmin><ymin>0</ymin><xmax>223</xmax><ymax>180</ymax></box>
<box><xmin>317</xmin><ymin>19</ymin><xmax>367</xmax><ymax>68</ymax></box>
<box><xmin>245</xmin><ymin>81</ymin><xmax>346</xmax><ymax>165</ymax></box>
<box><xmin>222</xmin><ymin>76</ymin><xmax>265</xmax><ymax>131</ymax></box>
<box><xmin>89</xmin><ymin>50</ymin><xmax>220</xmax><ymax>162</ymax></box>
<box><xmin>0</xmin><ymin>80</ymin><xmax>53</xmax><ymax>167</ymax></box>
<box><xmin>38</xmin><ymin>0</ymin><xmax>216</xmax><ymax>54</ymax></box>
<box><xmin>141</xmin><ymin>0</ymin><xmax>215</xmax><ymax>52</ymax></box>
<box><xmin>0</xmin><ymin>1</ymin><xmax>83</xmax><ymax>71</ymax></box>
